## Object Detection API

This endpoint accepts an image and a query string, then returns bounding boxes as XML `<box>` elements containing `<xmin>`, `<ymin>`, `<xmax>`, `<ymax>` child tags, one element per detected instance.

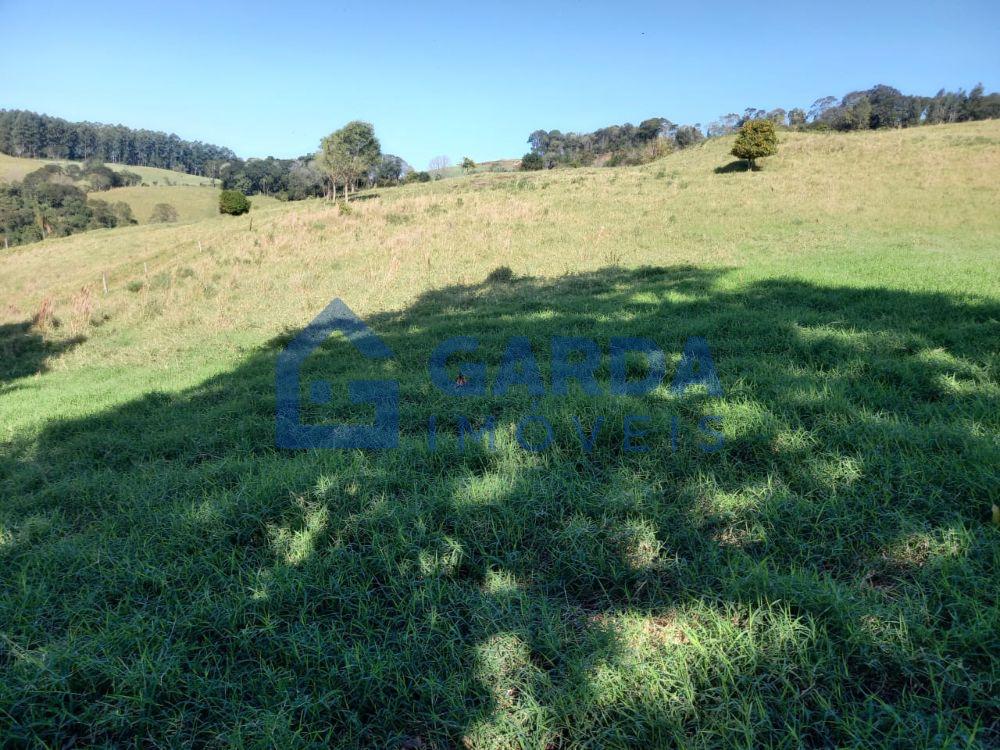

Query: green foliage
<box><xmin>731</xmin><ymin>119</ymin><xmax>778</xmax><ymax>169</ymax></box>
<box><xmin>0</xmin><ymin>108</ymin><xmax>236</xmax><ymax>173</ymax></box>
<box><xmin>86</xmin><ymin>198</ymin><xmax>118</xmax><ymax>228</ymax></box>
<box><xmin>520</xmin><ymin>152</ymin><xmax>544</xmax><ymax>171</ymax></box>
<box><xmin>21</xmin><ymin>162</ymin><xmax>143</xmax><ymax>194</ymax></box>
<box><xmin>81</xmin><ymin>198</ymin><xmax>136</xmax><ymax>230</ymax></box>
<box><xmin>461</xmin><ymin>156</ymin><xmax>476</xmax><ymax>172</ymax></box>
<box><xmin>608</xmin><ymin>138</ymin><xmax>674</xmax><ymax>167</ymax></box>
<box><xmin>527</xmin><ymin>117</ymin><xmax>702</xmax><ymax>168</ymax></box>
<box><xmin>1</xmin><ymin>121</ymin><xmax>999</xmax><ymax>746</ymax></box>
<box><xmin>111</xmin><ymin>201</ymin><xmax>136</xmax><ymax>226</ymax></box>
<box><xmin>485</xmin><ymin>265</ymin><xmax>514</xmax><ymax>283</ymax></box>
<box><xmin>149</xmin><ymin>202</ymin><xmax>179</xmax><ymax>223</ymax></box>
<box><xmin>674</xmin><ymin>125</ymin><xmax>704</xmax><ymax>148</ymax></box>
<box><xmin>218</xmin><ymin>189</ymin><xmax>251</xmax><ymax>216</ymax></box>
<box><xmin>82</xmin><ymin>161</ymin><xmax>119</xmax><ymax>191</ymax></box>
<box><xmin>376</xmin><ymin>154</ymin><xmax>409</xmax><ymax>186</ymax></box>
<box><xmin>0</xmin><ymin>183</ymin><xmax>41</xmax><ymax>245</ymax></box>
<box><xmin>0</xmin><ymin>170</ymin><xmax>142</xmax><ymax>245</ymax></box>
<box><xmin>221</xmin><ymin>156</ymin><xmax>327</xmax><ymax>199</ymax></box>
<box><xmin>317</xmin><ymin>121</ymin><xmax>382</xmax><ymax>198</ymax></box>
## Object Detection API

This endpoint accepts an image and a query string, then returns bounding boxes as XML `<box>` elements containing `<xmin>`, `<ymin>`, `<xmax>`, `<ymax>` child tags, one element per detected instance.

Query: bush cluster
<box><xmin>218</xmin><ymin>190</ymin><xmax>251</xmax><ymax>216</ymax></box>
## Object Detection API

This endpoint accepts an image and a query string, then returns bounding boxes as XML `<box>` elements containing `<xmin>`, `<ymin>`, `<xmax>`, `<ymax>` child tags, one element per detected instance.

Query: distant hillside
<box><xmin>0</xmin><ymin>153</ymin><xmax>214</xmax><ymax>188</ymax></box>
<box><xmin>0</xmin><ymin>154</ymin><xmax>282</xmax><ymax>244</ymax></box>
<box><xmin>100</xmin><ymin>184</ymin><xmax>281</xmax><ymax>224</ymax></box>
<box><xmin>428</xmin><ymin>158</ymin><xmax>522</xmax><ymax>178</ymax></box>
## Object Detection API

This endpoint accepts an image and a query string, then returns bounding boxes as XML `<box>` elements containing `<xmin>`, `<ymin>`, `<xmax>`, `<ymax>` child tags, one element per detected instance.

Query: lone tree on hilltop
<box><xmin>731</xmin><ymin>119</ymin><xmax>778</xmax><ymax>170</ymax></box>
<box><xmin>318</xmin><ymin>121</ymin><xmax>381</xmax><ymax>201</ymax></box>
<box><xmin>461</xmin><ymin>156</ymin><xmax>476</xmax><ymax>173</ymax></box>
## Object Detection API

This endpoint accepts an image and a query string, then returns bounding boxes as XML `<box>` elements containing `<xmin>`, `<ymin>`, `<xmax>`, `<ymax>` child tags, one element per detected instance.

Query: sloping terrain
<box><xmin>0</xmin><ymin>153</ymin><xmax>232</xmax><ymax>224</ymax></box>
<box><xmin>1</xmin><ymin>121</ymin><xmax>998</xmax><ymax>748</ymax></box>
<box><xmin>97</xmin><ymin>184</ymin><xmax>281</xmax><ymax>224</ymax></box>
<box><xmin>0</xmin><ymin>152</ymin><xmax>213</xmax><ymax>187</ymax></box>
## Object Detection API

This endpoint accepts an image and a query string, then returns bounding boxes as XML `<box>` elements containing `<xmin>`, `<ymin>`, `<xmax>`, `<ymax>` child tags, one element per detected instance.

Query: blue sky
<box><xmin>2</xmin><ymin>1</ymin><xmax>998</xmax><ymax>169</ymax></box>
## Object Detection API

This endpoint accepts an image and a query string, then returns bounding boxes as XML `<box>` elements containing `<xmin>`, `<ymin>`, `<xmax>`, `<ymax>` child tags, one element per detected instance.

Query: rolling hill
<box><xmin>0</xmin><ymin>153</ymin><xmax>284</xmax><ymax>224</ymax></box>
<box><xmin>1</xmin><ymin>121</ymin><xmax>998</xmax><ymax>748</ymax></box>
<box><xmin>99</xmin><ymin>184</ymin><xmax>282</xmax><ymax>223</ymax></box>
<box><xmin>0</xmin><ymin>152</ymin><xmax>214</xmax><ymax>187</ymax></box>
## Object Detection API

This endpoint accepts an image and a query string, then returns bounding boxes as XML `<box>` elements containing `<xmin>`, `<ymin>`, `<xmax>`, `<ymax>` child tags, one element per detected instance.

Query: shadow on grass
<box><xmin>714</xmin><ymin>160</ymin><xmax>758</xmax><ymax>173</ymax></box>
<box><xmin>0</xmin><ymin>320</ymin><xmax>85</xmax><ymax>388</ymax></box>
<box><xmin>1</xmin><ymin>266</ymin><xmax>998</xmax><ymax>747</ymax></box>
<box><xmin>347</xmin><ymin>192</ymin><xmax>381</xmax><ymax>203</ymax></box>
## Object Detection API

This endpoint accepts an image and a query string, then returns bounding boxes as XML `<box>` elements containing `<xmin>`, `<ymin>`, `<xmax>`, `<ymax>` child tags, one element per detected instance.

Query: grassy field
<box><xmin>0</xmin><ymin>152</ymin><xmax>213</xmax><ymax>187</ymax></box>
<box><xmin>0</xmin><ymin>152</ymin><xmax>238</xmax><ymax>225</ymax></box>
<box><xmin>1</xmin><ymin>121</ymin><xmax>998</xmax><ymax>748</ymax></box>
<box><xmin>430</xmin><ymin>158</ymin><xmax>521</xmax><ymax>179</ymax></box>
<box><xmin>1</xmin><ymin>152</ymin><xmax>282</xmax><ymax>224</ymax></box>
<box><xmin>99</xmin><ymin>184</ymin><xmax>282</xmax><ymax>224</ymax></box>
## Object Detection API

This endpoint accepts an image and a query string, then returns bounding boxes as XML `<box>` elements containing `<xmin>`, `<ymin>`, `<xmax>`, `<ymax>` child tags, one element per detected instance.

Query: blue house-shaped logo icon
<box><xmin>275</xmin><ymin>298</ymin><xmax>398</xmax><ymax>449</ymax></box>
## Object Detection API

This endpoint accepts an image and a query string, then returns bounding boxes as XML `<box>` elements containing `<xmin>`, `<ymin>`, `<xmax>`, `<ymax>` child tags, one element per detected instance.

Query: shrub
<box><xmin>149</xmin><ymin>203</ymin><xmax>179</xmax><ymax>223</ymax></box>
<box><xmin>520</xmin><ymin>152</ymin><xmax>544</xmax><ymax>171</ymax></box>
<box><xmin>731</xmin><ymin>119</ymin><xmax>778</xmax><ymax>170</ymax></box>
<box><xmin>112</xmin><ymin>202</ymin><xmax>137</xmax><ymax>225</ymax></box>
<box><xmin>219</xmin><ymin>190</ymin><xmax>251</xmax><ymax>216</ymax></box>
<box><xmin>486</xmin><ymin>265</ymin><xmax>515</xmax><ymax>284</ymax></box>
<box><xmin>86</xmin><ymin>199</ymin><xmax>118</xmax><ymax>228</ymax></box>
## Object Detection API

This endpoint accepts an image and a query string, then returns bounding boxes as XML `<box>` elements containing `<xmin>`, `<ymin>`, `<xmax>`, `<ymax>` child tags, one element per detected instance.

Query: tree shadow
<box><xmin>347</xmin><ymin>192</ymin><xmax>381</xmax><ymax>203</ymax></box>
<box><xmin>713</xmin><ymin>160</ymin><xmax>758</xmax><ymax>173</ymax></box>
<box><xmin>1</xmin><ymin>266</ymin><xmax>997</xmax><ymax>747</ymax></box>
<box><xmin>0</xmin><ymin>320</ymin><xmax>85</xmax><ymax>389</ymax></box>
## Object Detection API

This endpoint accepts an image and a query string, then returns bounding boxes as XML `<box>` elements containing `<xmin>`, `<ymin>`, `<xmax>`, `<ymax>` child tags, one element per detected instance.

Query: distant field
<box><xmin>1</xmin><ymin>121</ymin><xmax>999</xmax><ymax>748</ymax></box>
<box><xmin>0</xmin><ymin>152</ymin><xmax>213</xmax><ymax>187</ymax></box>
<box><xmin>429</xmin><ymin>158</ymin><xmax>521</xmax><ymax>178</ymax></box>
<box><xmin>99</xmin><ymin>184</ymin><xmax>282</xmax><ymax>223</ymax></box>
<box><xmin>0</xmin><ymin>153</ymin><xmax>281</xmax><ymax>224</ymax></box>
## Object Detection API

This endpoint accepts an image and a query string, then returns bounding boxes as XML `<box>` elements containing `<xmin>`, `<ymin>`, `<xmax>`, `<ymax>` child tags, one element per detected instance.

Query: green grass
<box><xmin>0</xmin><ymin>153</ymin><xmax>249</xmax><ymax>225</ymax></box>
<box><xmin>100</xmin><ymin>184</ymin><xmax>282</xmax><ymax>224</ymax></box>
<box><xmin>0</xmin><ymin>152</ymin><xmax>213</xmax><ymax>187</ymax></box>
<box><xmin>1</xmin><ymin>121</ymin><xmax>998</xmax><ymax>748</ymax></box>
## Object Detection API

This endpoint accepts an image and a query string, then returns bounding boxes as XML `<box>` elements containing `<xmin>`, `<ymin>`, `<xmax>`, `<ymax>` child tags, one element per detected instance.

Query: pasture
<box><xmin>1</xmin><ymin>121</ymin><xmax>998</xmax><ymax>748</ymax></box>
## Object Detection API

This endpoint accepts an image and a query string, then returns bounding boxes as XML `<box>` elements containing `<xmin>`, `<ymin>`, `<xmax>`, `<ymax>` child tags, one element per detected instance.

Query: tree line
<box><xmin>706</xmin><ymin>83</ymin><xmax>1000</xmax><ymax>136</ymax></box>
<box><xmin>218</xmin><ymin>150</ymin><xmax>413</xmax><ymax>199</ymax></box>
<box><xmin>525</xmin><ymin>83</ymin><xmax>999</xmax><ymax>168</ymax></box>
<box><xmin>0</xmin><ymin>110</ymin><xmax>236</xmax><ymax>176</ymax></box>
<box><xmin>524</xmin><ymin>118</ymin><xmax>705</xmax><ymax>168</ymax></box>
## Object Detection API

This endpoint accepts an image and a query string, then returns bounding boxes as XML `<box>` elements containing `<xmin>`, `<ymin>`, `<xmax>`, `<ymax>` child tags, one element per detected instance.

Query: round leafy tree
<box><xmin>731</xmin><ymin>119</ymin><xmax>778</xmax><ymax>170</ymax></box>
<box><xmin>219</xmin><ymin>190</ymin><xmax>251</xmax><ymax>215</ymax></box>
<box><xmin>520</xmin><ymin>152</ymin><xmax>544</xmax><ymax>171</ymax></box>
